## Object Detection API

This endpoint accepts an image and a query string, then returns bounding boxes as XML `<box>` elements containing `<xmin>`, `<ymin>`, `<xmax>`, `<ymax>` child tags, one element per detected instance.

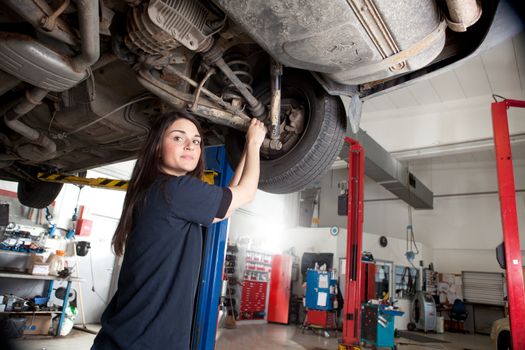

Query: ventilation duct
<box><xmin>341</xmin><ymin>129</ymin><xmax>434</xmax><ymax>209</ymax></box>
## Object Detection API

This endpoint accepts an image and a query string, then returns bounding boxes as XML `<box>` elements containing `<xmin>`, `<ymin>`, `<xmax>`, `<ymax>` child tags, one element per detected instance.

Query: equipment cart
<box><xmin>361</xmin><ymin>303</ymin><xmax>404</xmax><ymax>350</ymax></box>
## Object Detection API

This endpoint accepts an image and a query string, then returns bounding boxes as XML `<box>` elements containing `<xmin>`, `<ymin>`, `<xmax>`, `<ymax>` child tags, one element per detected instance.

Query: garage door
<box><xmin>462</xmin><ymin>271</ymin><xmax>505</xmax><ymax>306</ymax></box>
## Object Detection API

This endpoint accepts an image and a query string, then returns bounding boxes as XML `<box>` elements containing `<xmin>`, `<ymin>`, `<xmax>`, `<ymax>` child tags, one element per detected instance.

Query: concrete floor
<box><xmin>12</xmin><ymin>323</ymin><xmax>493</xmax><ymax>350</ymax></box>
<box><xmin>215</xmin><ymin>324</ymin><xmax>493</xmax><ymax>350</ymax></box>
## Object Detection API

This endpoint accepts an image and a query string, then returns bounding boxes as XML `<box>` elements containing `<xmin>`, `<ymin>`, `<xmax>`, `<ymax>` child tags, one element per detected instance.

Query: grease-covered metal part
<box><xmin>269</xmin><ymin>60</ymin><xmax>283</xmax><ymax>141</ymax></box>
<box><xmin>126</xmin><ymin>0</ymin><xmax>213</xmax><ymax>54</ymax></box>
<box><xmin>213</xmin><ymin>0</ymin><xmax>445</xmax><ymax>85</ymax></box>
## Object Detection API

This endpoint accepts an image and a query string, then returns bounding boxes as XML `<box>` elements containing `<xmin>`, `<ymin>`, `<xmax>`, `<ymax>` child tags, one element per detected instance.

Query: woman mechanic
<box><xmin>92</xmin><ymin>112</ymin><xmax>266</xmax><ymax>349</ymax></box>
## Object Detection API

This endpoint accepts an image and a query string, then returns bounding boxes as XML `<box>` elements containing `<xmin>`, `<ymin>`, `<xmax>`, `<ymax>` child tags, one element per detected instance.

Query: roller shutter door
<box><xmin>462</xmin><ymin>271</ymin><xmax>505</xmax><ymax>306</ymax></box>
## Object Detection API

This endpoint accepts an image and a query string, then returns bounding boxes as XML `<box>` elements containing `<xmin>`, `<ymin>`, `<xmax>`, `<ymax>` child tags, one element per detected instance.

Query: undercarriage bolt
<box><xmin>263</xmin><ymin>138</ymin><xmax>282</xmax><ymax>151</ymax></box>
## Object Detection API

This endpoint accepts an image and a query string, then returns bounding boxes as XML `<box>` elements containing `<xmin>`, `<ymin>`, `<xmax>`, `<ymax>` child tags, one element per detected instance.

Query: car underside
<box><xmin>0</xmin><ymin>0</ymin><xmax>498</xmax><ymax>207</ymax></box>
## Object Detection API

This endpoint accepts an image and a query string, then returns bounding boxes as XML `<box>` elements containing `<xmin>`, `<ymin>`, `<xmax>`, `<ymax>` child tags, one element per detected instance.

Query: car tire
<box><xmin>17</xmin><ymin>180</ymin><xmax>63</xmax><ymax>209</ymax></box>
<box><xmin>497</xmin><ymin>330</ymin><xmax>511</xmax><ymax>350</ymax></box>
<box><xmin>226</xmin><ymin>71</ymin><xmax>346</xmax><ymax>194</ymax></box>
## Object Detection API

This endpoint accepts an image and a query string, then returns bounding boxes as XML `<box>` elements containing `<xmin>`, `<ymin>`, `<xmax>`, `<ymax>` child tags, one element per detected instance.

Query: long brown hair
<box><xmin>112</xmin><ymin>112</ymin><xmax>205</xmax><ymax>256</ymax></box>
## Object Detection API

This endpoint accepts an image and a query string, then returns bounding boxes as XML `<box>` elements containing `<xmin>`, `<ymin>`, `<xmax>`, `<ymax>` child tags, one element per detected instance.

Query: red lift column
<box><xmin>341</xmin><ymin>137</ymin><xmax>365</xmax><ymax>348</ymax></box>
<box><xmin>491</xmin><ymin>99</ymin><xmax>525</xmax><ymax>350</ymax></box>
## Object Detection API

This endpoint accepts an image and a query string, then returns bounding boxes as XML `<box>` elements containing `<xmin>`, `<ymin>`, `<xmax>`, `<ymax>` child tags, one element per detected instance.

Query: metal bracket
<box><xmin>347</xmin><ymin>94</ymin><xmax>363</xmax><ymax>134</ymax></box>
<box><xmin>40</xmin><ymin>0</ymin><xmax>70</xmax><ymax>32</ymax></box>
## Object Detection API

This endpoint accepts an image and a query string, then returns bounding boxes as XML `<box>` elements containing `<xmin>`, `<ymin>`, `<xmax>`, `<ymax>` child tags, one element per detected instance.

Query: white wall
<box><xmin>362</xmin><ymin>231</ymin><xmax>432</xmax><ymax>268</ymax></box>
<box><xmin>315</xmin><ymin>154</ymin><xmax>525</xmax><ymax>275</ymax></box>
<box><xmin>413</xmin><ymin>160</ymin><xmax>523</xmax><ymax>273</ymax></box>
<box><xmin>0</xmin><ymin>179</ymin><xmax>17</xmax><ymax>192</ymax></box>
<box><xmin>228</xmin><ymin>190</ymin><xmax>299</xmax><ymax>252</ymax></box>
<box><xmin>359</xmin><ymin>91</ymin><xmax>525</xmax><ymax>153</ymax></box>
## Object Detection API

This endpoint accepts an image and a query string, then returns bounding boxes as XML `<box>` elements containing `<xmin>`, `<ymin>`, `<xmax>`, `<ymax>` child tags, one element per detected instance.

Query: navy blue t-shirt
<box><xmin>93</xmin><ymin>175</ymin><xmax>232</xmax><ymax>350</ymax></box>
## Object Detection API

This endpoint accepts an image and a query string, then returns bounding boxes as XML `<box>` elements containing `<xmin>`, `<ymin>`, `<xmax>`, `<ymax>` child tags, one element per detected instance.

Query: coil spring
<box><xmin>221</xmin><ymin>55</ymin><xmax>253</xmax><ymax>102</ymax></box>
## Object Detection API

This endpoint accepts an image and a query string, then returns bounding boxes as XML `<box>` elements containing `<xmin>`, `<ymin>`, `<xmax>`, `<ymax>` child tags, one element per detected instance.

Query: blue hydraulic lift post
<box><xmin>192</xmin><ymin>146</ymin><xmax>233</xmax><ymax>350</ymax></box>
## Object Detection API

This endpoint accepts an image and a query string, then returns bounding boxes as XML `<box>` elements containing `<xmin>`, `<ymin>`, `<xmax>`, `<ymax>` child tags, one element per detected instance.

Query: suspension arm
<box><xmin>137</xmin><ymin>70</ymin><xmax>251</xmax><ymax>131</ymax></box>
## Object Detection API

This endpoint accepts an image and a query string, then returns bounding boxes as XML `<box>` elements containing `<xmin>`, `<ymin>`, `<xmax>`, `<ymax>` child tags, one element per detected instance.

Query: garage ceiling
<box><xmin>365</xmin><ymin>0</ymin><xmax>524</xmax><ymax>114</ymax></box>
<box><xmin>360</xmin><ymin>29</ymin><xmax>525</xmax><ymax>169</ymax></box>
<box><xmin>364</xmin><ymin>32</ymin><xmax>525</xmax><ymax>112</ymax></box>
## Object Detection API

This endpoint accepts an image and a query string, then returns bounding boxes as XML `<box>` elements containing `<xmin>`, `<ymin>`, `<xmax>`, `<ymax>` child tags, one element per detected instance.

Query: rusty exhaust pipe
<box><xmin>445</xmin><ymin>0</ymin><xmax>482</xmax><ymax>32</ymax></box>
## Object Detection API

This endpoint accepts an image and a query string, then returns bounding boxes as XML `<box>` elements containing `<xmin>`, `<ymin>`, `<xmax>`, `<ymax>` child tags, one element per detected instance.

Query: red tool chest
<box><xmin>306</xmin><ymin>309</ymin><xmax>336</xmax><ymax>329</ymax></box>
<box><xmin>240</xmin><ymin>280</ymin><xmax>268</xmax><ymax>320</ymax></box>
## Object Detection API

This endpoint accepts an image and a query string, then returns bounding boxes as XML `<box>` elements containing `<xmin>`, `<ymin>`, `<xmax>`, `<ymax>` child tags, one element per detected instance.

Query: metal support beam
<box><xmin>341</xmin><ymin>137</ymin><xmax>364</xmax><ymax>347</ymax></box>
<box><xmin>192</xmin><ymin>146</ymin><xmax>233</xmax><ymax>350</ymax></box>
<box><xmin>491</xmin><ymin>99</ymin><xmax>525</xmax><ymax>350</ymax></box>
<box><xmin>341</xmin><ymin>129</ymin><xmax>434</xmax><ymax>209</ymax></box>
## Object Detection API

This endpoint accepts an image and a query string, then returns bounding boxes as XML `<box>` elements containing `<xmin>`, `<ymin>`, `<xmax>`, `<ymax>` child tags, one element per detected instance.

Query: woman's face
<box><xmin>160</xmin><ymin>118</ymin><xmax>202</xmax><ymax>176</ymax></box>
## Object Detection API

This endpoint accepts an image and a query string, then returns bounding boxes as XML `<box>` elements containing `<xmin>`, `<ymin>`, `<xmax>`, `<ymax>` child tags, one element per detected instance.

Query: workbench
<box><xmin>0</xmin><ymin>271</ymin><xmax>83</xmax><ymax>336</ymax></box>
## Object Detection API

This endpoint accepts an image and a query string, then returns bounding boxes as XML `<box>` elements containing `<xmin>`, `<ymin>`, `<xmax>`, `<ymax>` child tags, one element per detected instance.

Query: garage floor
<box><xmin>13</xmin><ymin>323</ymin><xmax>493</xmax><ymax>350</ymax></box>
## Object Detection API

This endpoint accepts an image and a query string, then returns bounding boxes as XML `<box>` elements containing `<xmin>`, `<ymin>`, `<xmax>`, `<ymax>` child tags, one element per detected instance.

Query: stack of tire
<box><xmin>224</xmin><ymin>246</ymin><xmax>239</xmax><ymax>320</ymax></box>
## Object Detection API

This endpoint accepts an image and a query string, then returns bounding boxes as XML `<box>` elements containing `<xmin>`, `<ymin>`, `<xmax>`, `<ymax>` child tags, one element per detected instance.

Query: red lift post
<box><xmin>341</xmin><ymin>137</ymin><xmax>365</xmax><ymax>349</ymax></box>
<box><xmin>491</xmin><ymin>99</ymin><xmax>525</xmax><ymax>350</ymax></box>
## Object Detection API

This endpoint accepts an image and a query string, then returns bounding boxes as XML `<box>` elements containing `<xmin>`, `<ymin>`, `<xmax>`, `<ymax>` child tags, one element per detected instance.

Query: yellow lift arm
<box><xmin>37</xmin><ymin>171</ymin><xmax>218</xmax><ymax>191</ymax></box>
<box><xmin>38</xmin><ymin>172</ymin><xmax>129</xmax><ymax>190</ymax></box>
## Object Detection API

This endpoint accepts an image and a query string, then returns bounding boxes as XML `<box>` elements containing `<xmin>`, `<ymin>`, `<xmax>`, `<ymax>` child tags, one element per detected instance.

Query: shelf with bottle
<box><xmin>0</xmin><ymin>310</ymin><xmax>60</xmax><ymax>315</ymax></box>
<box><xmin>423</xmin><ymin>268</ymin><xmax>438</xmax><ymax>294</ymax></box>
